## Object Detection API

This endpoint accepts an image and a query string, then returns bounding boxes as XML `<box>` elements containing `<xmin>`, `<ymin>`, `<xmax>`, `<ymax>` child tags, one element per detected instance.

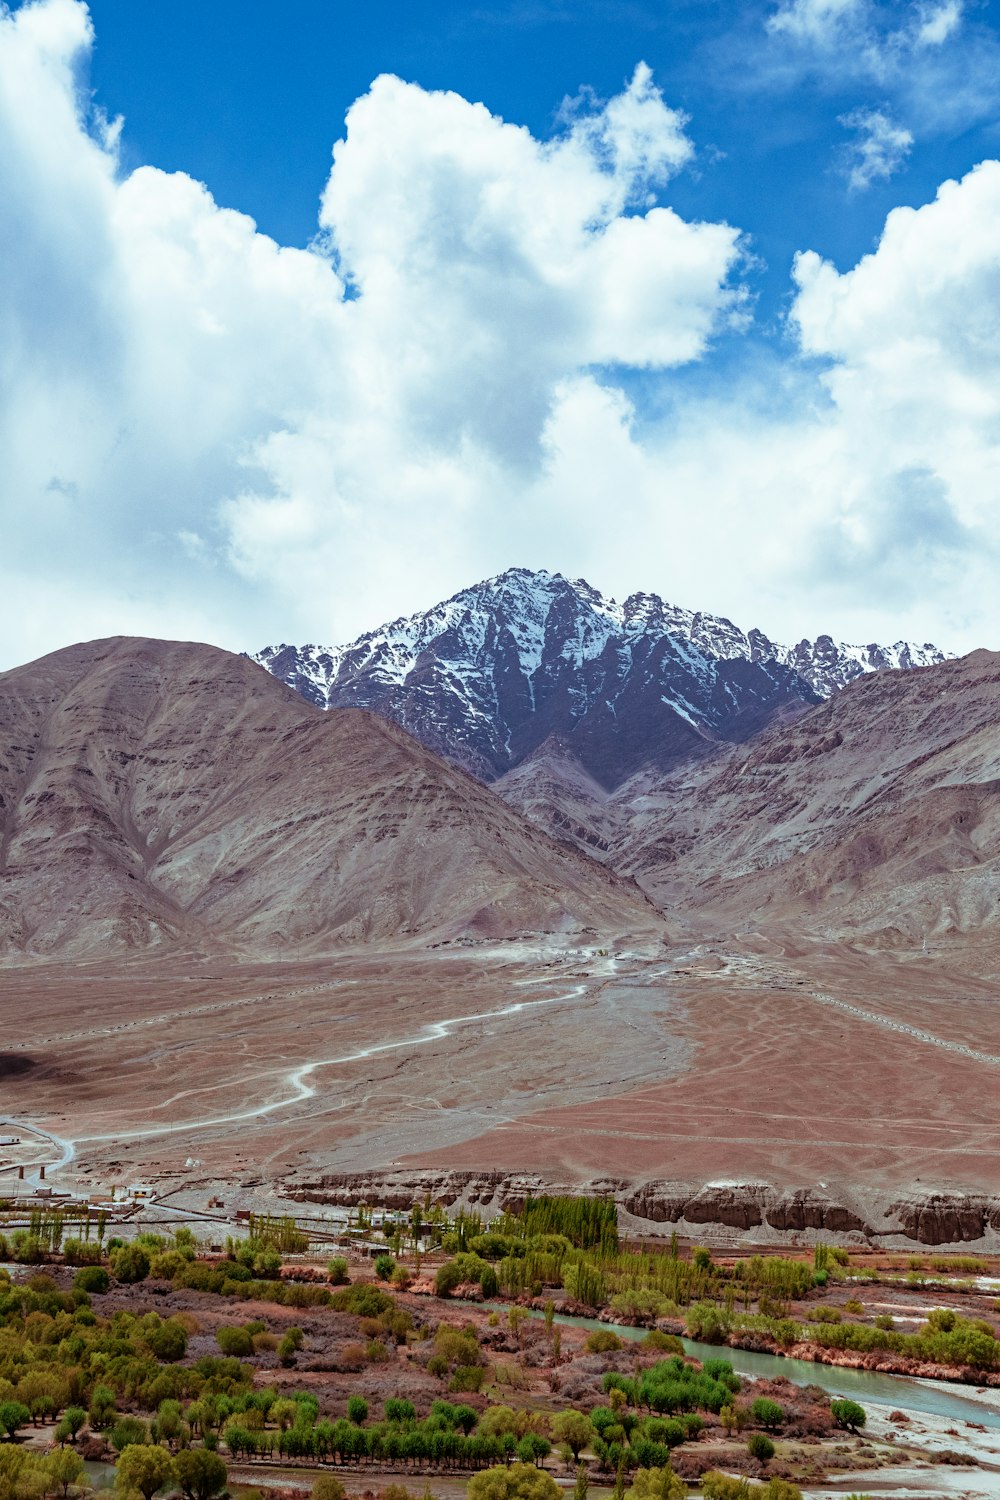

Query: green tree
<box><xmin>62</xmin><ymin>1407</ymin><xmax>87</xmax><ymax>1440</ymax></box>
<box><xmin>467</xmin><ymin>1462</ymin><xmax>561</xmax><ymax>1500</ymax></box>
<box><xmin>624</xmin><ymin>1470</ymin><xmax>686</xmax><ymax>1500</ymax></box>
<box><xmin>347</xmin><ymin>1395</ymin><xmax>368</xmax><ymax>1426</ymax></box>
<box><xmin>550</xmin><ymin>1412</ymin><xmax>593</xmax><ymax>1461</ymax></box>
<box><xmin>115</xmin><ymin>1444</ymin><xmax>174</xmax><ymax>1500</ymax></box>
<box><xmin>374</xmin><ymin>1254</ymin><xmax>395</xmax><ymax>1281</ymax></box>
<box><xmin>110</xmin><ymin>1244</ymin><xmax>151</xmax><ymax>1283</ymax></box>
<box><xmin>0</xmin><ymin>1402</ymin><xmax>31</xmax><ymax>1439</ymax></box>
<box><xmin>327</xmin><ymin>1257</ymin><xmax>349</xmax><ymax>1285</ymax></box>
<box><xmin>269</xmin><ymin>1399</ymin><xmax>298</xmax><ymax>1433</ymax></box>
<box><xmin>46</xmin><ymin>1447</ymin><xmax>85</xmax><ymax>1497</ymax></box>
<box><xmin>517</xmin><ymin>1434</ymin><xmax>551</xmax><ymax>1468</ymax></box>
<box><xmin>174</xmin><ymin>1448</ymin><xmax>228</xmax><ymax>1500</ymax></box>
<box><xmin>89</xmin><ymin>1385</ymin><xmax>117</xmax><ymax>1430</ymax></box>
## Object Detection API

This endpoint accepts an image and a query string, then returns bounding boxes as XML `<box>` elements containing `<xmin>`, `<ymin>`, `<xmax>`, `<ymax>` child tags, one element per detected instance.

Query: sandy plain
<box><xmin>3</xmin><ymin>929</ymin><xmax>1000</xmax><ymax>1223</ymax></box>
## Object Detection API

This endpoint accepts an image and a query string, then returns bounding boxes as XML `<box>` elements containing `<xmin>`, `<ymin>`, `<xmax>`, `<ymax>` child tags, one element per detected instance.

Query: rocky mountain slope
<box><xmin>0</xmin><ymin>638</ymin><xmax>658</xmax><ymax>960</ymax></box>
<box><xmin>502</xmin><ymin>649</ymin><xmax>1000</xmax><ymax>942</ymax></box>
<box><xmin>255</xmin><ymin>568</ymin><xmax>946</xmax><ymax>788</ymax></box>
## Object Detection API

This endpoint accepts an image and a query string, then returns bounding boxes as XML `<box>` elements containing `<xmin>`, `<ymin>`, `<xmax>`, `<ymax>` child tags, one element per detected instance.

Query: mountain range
<box><xmin>3</xmin><ymin>572</ymin><xmax>992</xmax><ymax>962</ymax></box>
<box><xmin>255</xmin><ymin>568</ymin><xmax>946</xmax><ymax>788</ymax></box>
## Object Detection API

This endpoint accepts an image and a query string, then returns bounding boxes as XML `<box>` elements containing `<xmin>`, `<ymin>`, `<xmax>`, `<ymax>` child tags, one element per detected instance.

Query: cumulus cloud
<box><xmin>0</xmin><ymin>0</ymin><xmax>746</xmax><ymax>665</ymax></box>
<box><xmin>839</xmin><ymin>106</ymin><xmax>913</xmax><ymax>189</ymax></box>
<box><xmin>516</xmin><ymin>158</ymin><xmax>1000</xmax><ymax>649</ymax></box>
<box><xmin>2</xmin><ymin>0</ymin><xmax>1000</xmax><ymax>668</ymax></box>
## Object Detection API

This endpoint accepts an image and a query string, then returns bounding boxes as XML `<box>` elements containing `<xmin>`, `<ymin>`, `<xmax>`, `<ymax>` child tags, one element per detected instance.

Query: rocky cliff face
<box><xmin>255</xmin><ymin>569</ymin><xmax>947</xmax><ymax>790</ymax></box>
<box><xmin>286</xmin><ymin>1168</ymin><xmax>1000</xmax><ymax>1250</ymax></box>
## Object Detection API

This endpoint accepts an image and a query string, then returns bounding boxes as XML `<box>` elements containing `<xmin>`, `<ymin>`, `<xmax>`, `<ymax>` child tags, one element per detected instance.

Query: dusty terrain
<box><xmin>4</xmin><ymin>933</ymin><xmax>1000</xmax><ymax>1246</ymax></box>
<box><xmin>3</xmin><ymin>640</ymin><xmax>1000</xmax><ymax>1246</ymax></box>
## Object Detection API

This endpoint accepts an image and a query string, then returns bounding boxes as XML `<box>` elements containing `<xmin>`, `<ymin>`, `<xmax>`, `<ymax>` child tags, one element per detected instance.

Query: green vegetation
<box><xmin>831</xmin><ymin>1399</ymin><xmax>867</xmax><ymax>1431</ymax></box>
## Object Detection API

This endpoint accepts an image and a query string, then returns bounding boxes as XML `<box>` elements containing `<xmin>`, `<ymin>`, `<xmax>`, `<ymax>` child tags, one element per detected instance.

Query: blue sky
<box><xmin>82</xmin><ymin>0</ymin><xmax>1000</xmax><ymax>315</ymax></box>
<box><xmin>2</xmin><ymin>0</ymin><xmax>1000</xmax><ymax>665</ymax></box>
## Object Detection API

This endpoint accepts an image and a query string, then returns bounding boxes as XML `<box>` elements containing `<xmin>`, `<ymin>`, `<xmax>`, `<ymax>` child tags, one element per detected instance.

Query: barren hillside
<box><xmin>0</xmin><ymin>637</ymin><xmax>659</xmax><ymax>959</ymax></box>
<box><xmin>500</xmin><ymin>650</ymin><xmax>1000</xmax><ymax>942</ymax></box>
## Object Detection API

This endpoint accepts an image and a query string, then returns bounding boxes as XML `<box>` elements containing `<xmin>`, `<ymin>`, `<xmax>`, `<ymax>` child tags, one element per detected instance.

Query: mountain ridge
<box><xmin>0</xmin><ymin>635</ymin><xmax>659</xmax><ymax>960</ymax></box>
<box><xmin>255</xmin><ymin>567</ymin><xmax>947</xmax><ymax>788</ymax></box>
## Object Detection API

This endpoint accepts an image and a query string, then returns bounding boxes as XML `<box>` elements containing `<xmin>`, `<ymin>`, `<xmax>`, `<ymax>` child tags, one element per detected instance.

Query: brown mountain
<box><xmin>499</xmin><ymin>650</ymin><xmax>1000</xmax><ymax>943</ymax></box>
<box><xmin>0</xmin><ymin>638</ymin><xmax>658</xmax><ymax>960</ymax></box>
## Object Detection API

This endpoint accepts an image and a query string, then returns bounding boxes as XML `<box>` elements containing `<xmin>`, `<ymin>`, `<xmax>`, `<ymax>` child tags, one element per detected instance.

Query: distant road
<box><xmin>811</xmin><ymin>990</ymin><xmax>1000</xmax><ymax>1066</ymax></box>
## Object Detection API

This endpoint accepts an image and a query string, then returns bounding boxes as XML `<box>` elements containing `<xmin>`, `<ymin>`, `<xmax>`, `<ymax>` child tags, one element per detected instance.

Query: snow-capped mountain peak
<box><xmin>253</xmin><ymin>568</ymin><xmax>949</xmax><ymax>787</ymax></box>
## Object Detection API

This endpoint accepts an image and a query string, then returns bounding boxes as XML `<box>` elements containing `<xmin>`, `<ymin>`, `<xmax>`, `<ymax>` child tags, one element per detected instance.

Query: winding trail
<box><xmin>7</xmin><ymin>983</ymin><xmax>588</xmax><ymax>1176</ymax></box>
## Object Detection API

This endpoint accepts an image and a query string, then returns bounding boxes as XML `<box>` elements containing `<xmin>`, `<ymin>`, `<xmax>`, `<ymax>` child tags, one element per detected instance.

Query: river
<box><xmin>510</xmin><ymin>1306</ymin><xmax>1000</xmax><ymax>1432</ymax></box>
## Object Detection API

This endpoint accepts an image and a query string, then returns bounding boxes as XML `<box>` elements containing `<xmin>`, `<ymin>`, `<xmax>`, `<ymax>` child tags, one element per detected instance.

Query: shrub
<box><xmin>347</xmin><ymin>1395</ymin><xmax>369</xmax><ymax>1424</ymax></box>
<box><xmin>331</xmin><ymin>1283</ymin><xmax>395</xmax><ymax>1317</ymax></box>
<box><xmin>585</xmin><ymin>1329</ymin><xmax>622</xmax><ymax>1353</ymax></box>
<box><xmin>74</xmin><ymin>1265</ymin><xmax>110</xmax><ymax>1294</ymax></box>
<box><xmin>642</xmin><ymin>1330</ymin><xmax>684</xmax><ymax>1353</ymax></box>
<box><xmin>750</xmin><ymin>1398</ymin><xmax>784</xmax><ymax>1431</ymax></box>
<box><xmin>468</xmin><ymin>1462</ymin><xmax>560</xmax><ymax>1500</ymax></box>
<box><xmin>375</xmin><ymin>1254</ymin><xmax>395</xmax><ymax>1281</ymax></box>
<box><xmin>480</xmin><ymin>1266</ymin><xmax>499</xmax><ymax>1298</ymax></box>
<box><xmin>110</xmin><ymin>1244</ymin><xmax>150</xmax><ymax>1283</ymax></box>
<box><xmin>435</xmin><ymin>1260</ymin><xmax>463</xmax><ymax>1297</ymax></box>
<box><xmin>216</xmin><ymin>1325</ymin><xmax>254</xmax><ymax>1357</ymax></box>
<box><xmin>147</xmin><ymin>1318</ymin><xmax>188</xmax><ymax>1361</ymax></box>
<box><xmin>831</xmin><ymin>1399</ymin><xmax>866</xmax><ymax>1431</ymax></box>
<box><xmin>327</xmin><ymin>1256</ymin><xmax>350</xmax><ymax>1284</ymax></box>
<box><xmin>110</xmin><ymin>1416</ymin><xmax>149</xmax><ymax>1451</ymax></box>
<box><xmin>312</xmin><ymin>1479</ymin><xmax>346</xmax><ymax>1500</ymax></box>
<box><xmin>748</xmin><ymin>1433</ymin><xmax>775</xmax><ymax>1463</ymax></box>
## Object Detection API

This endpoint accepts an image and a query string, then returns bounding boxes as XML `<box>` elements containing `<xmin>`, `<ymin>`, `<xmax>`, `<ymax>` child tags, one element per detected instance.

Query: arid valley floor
<box><xmin>6</xmin><ymin>931</ymin><xmax>1000</xmax><ymax>1245</ymax></box>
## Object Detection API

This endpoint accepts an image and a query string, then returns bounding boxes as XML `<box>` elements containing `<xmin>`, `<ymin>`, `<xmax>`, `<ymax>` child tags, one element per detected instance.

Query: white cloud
<box><xmin>759</xmin><ymin>0</ymin><xmax>998</xmax><ymax>141</ymax></box>
<box><xmin>915</xmin><ymin>1</ymin><xmax>963</xmax><ymax>47</ymax></box>
<box><xmin>516</xmin><ymin>159</ymin><xmax>1000</xmax><ymax>652</ymax></box>
<box><xmin>2</xmin><ymin>0</ymin><xmax>1000</xmax><ymax>669</ymax></box>
<box><xmin>839</xmin><ymin>106</ymin><xmax>913</xmax><ymax>189</ymax></box>
<box><xmin>767</xmin><ymin>0</ymin><xmax>866</xmax><ymax>46</ymax></box>
<box><xmin>0</xmin><ymin>2</ymin><xmax>745</xmax><ymax>666</ymax></box>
